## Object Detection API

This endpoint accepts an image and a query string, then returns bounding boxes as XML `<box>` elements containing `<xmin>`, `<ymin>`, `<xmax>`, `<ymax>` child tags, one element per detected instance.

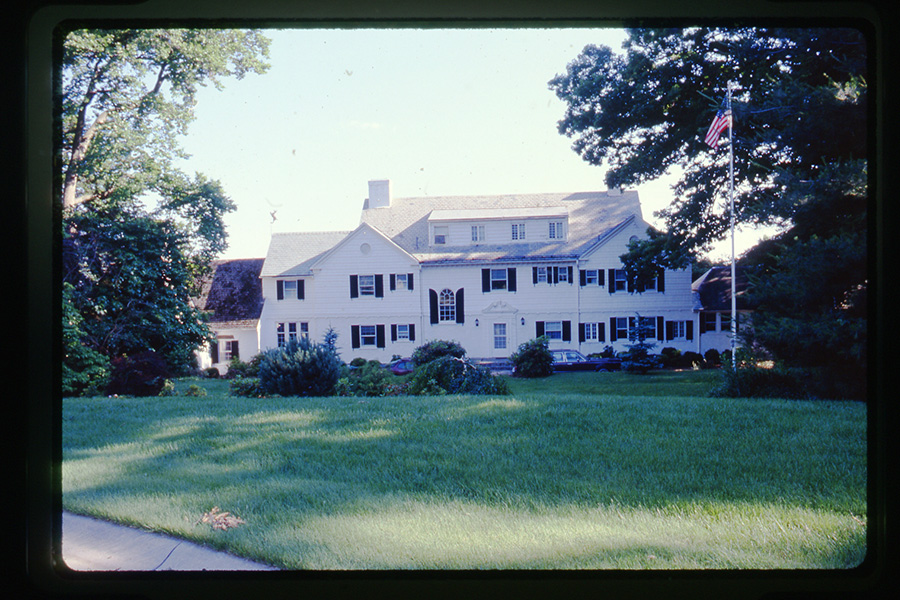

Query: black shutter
<box><xmin>455</xmin><ymin>288</ymin><xmax>465</xmax><ymax>323</ymax></box>
<box><xmin>599</xmin><ymin>322</ymin><xmax>605</xmax><ymax>342</ymax></box>
<box><xmin>210</xmin><ymin>341</ymin><xmax>219</xmax><ymax>364</ymax></box>
<box><xmin>376</xmin><ymin>325</ymin><xmax>386</xmax><ymax>348</ymax></box>
<box><xmin>578</xmin><ymin>323</ymin><xmax>586</xmax><ymax>343</ymax></box>
<box><xmin>297</xmin><ymin>280</ymin><xmax>305</xmax><ymax>300</ymax></box>
<box><xmin>536</xmin><ymin>321</ymin><xmax>545</xmax><ymax>338</ymax></box>
<box><xmin>389</xmin><ymin>274</ymin><xmax>396</xmax><ymax>291</ymax></box>
<box><xmin>429</xmin><ymin>289</ymin><xmax>439</xmax><ymax>324</ymax></box>
<box><xmin>231</xmin><ymin>341</ymin><xmax>239</xmax><ymax>359</ymax></box>
<box><xmin>508</xmin><ymin>268</ymin><xmax>517</xmax><ymax>292</ymax></box>
<box><xmin>666</xmin><ymin>321</ymin><xmax>674</xmax><ymax>341</ymax></box>
<box><xmin>409</xmin><ymin>324</ymin><xmax>416</xmax><ymax>341</ymax></box>
<box><xmin>657</xmin><ymin>316</ymin><xmax>665</xmax><ymax>341</ymax></box>
<box><xmin>350</xmin><ymin>275</ymin><xmax>359</xmax><ymax>298</ymax></box>
<box><xmin>277</xmin><ymin>280</ymin><xmax>284</xmax><ymax>300</ymax></box>
<box><xmin>568</xmin><ymin>266</ymin><xmax>574</xmax><ymax>284</ymax></box>
<box><xmin>579</xmin><ymin>269</ymin><xmax>587</xmax><ymax>286</ymax></box>
<box><xmin>375</xmin><ymin>274</ymin><xmax>384</xmax><ymax>298</ymax></box>
<box><xmin>482</xmin><ymin>269</ymin><xmax>491</xmax><ymax>293</ymax></box>
<box><xmin>408</xmin><ymin>273</ymin><xmax>414</xmax><ymax>290</ymax></box>
<box><xmin>609</xmin><ymin>317</ymin><xmax>617</xmax><ymax>342</ymax></box>
<box><xmin>551</xmin><ymin>266</ymin><xmax>559</xmax><ymax>285</ymax></box>
<box><xmin>533</xmin><ymin>267</ymin><xmax>539</xmax><ymax>285</ymax></box>
<box><xmin>598</xmin><ymin>269</ymin><xmax>605</xmax><ymax>286</ymax></box>
<box><xmin>351</xmin><ymin>325</ymin><xmax>360</xmax><ymax>349</ymax></box>
<box><xmin>686</xmin><ymin>321</ymin><xmax>694</xmax><ymax>341</ymax></box>
<box><xmin>657</xmin><ymin>268</ymin><xmax>665</xmax><ymax>293</ymax></box>
<box><xmin>608</xmin><ymin>269</ymin><xmax>616</xmax><ymax>294</ymax></box>
<box><xmin>391</xmin><ymin>324</ymin><xmax>397</xmax><ymax>342</ymax></box>
<box><xmin>699</xmin><ymin>312</ymin><xmax>707</xmax><ymax>334</ymax></box>
<box><xmin>562</xmin><ymin>321</ymin><xmax>572</xmax><ymax>342</ymax></box>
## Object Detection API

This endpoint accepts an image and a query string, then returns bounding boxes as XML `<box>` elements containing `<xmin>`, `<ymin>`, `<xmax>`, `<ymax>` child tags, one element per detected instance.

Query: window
<box><xmin>614</xmin><ymin>317</ymin><xmax>628</xmax><ymax>340</ymax></box>
<box><xmin>584</xmin><ymin>270</ymin><xmax>599</xmax><ymax>285</ymax></box>
<box><xmin>397</xmin><ymin>324</ymin><xmax>410</xmax><ymax>340</ymax></box>
<box><xmin>276</xmin><ymin>323</ymin><xmax>286</xmax><ymax>347</ymax></box>
<box><xmin>720</xmin><ymin>312</ymin><xmax>732</xmax><ymax>331</ymax></box>
<box><xmin>439</xmin><ymin>289</ymin><xmax>456</xmax><ymax>322</ymax></box>
<box><xmin>360</xmin><ymin>325</ymin><xmax>377</xmax><ymax>346</ymax></box>
<box><xmin>277</xmin><ymin>279</ymin><xmax>304</xmax><ymax>300</ymax></box>
<box><xmin>549</xmin><ymin>221</ymin><xmax>564</xmax><ymax>239</ymax></box>
<box><xmin>471</xmin><ymin>225</ymin><xmax>485</xmax><ymax>242</ymax></box>
<box><xmin>283</xmin><ymin>280</ymin><xmax>297</xmax><ymax>298</ymax></box>
<box><xmin>703</xmin><ymin>312</ymin><xmax>718</xmax><ymax>332</ymax></box>
<box><xmin>557</xmin><ymin>267</ymin><xmax>569</xmax><ymax>283</ymax></box>
<box><xmin>545</xmin><ymin>321</ymin><xmax>563</xmax><ymax>340</ymax></box>
<box><xmin>433</xmin><ymin>225</ymin><xmax>448</xmax><ymax>245</ymax></box>
<box><xmin>511</xmin><ymin>223</ymin><xmax>526</xmax><ymax>240</ymax></box>
<box><xmin>491</xmin><ymin>269</ymin><xmax>508</xmax><ymax>290</ymax></box>
<box><xmin>224</xmin><ymin>340</ymin><xmax>239</xmax><ymax>361</ymax></box>
<box><xmin>395</xmin><ymin>273</ymin><xmax>409</xmax><ymax>290</ymax></box>
<box><xmin>584</xmin><ymin>322</ymin><xmax>599</xmax><ymax>341</ymax></box>
<box><xmin>613</xmin><ymin>269</ymin><xmax>628</xmax><ymax>291</ymax></box>
<box><xmin>288</xmin><ymin>322</ymin><xmax>297</xmax><ymax>342</ymax></box>
<box><xmin>358</xmin><ymin>275</ymin><xmax>375</xmax><ymax>296</ymax></box>
<box><xmin>628</xmin><ymin>316</ymin><xmax>657</xmax><ymax>339</ymax></box>
<box><xmin>493</xmin><ymin>323</ymin><xmax>507</xmax><ymax>350</ymax></box>
<box><xmin>535</xmin><ymin>266</ymin><xmax>548</xmax><ymax>283</ymax></box>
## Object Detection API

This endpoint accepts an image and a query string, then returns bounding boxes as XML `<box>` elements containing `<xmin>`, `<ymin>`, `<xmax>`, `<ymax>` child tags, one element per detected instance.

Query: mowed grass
<box><xmin>61</xmin><ymin>371</ymin><xmax>867</xmax><ymax>570</ymax></box>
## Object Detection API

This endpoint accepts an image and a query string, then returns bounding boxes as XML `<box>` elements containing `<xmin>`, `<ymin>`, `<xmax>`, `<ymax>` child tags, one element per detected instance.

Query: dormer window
<box><xmin>433</xmin><ymin>225</ymin><xmax>448</xmax><ymax>245</ymax></box>
<box><xmin>471</xmin><ymin>225</ymin><xmax>485</xmax><ymax>242</ymax></box>
<box><xmin>511</xmin><ymin>223</ymin><xmax>526</xmax><ymax>240</ymax></box>
<box><xmin>549</xmin><ymin>221</ymin><xmax>565</xmax><ymax>239</ymax></box>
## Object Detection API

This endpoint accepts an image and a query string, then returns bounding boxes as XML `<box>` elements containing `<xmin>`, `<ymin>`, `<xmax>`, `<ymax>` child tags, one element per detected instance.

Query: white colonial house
<box><xmin>206</xmin><ymin>179</ymin><xmax>703</xmax><ymax>365</ymax></box>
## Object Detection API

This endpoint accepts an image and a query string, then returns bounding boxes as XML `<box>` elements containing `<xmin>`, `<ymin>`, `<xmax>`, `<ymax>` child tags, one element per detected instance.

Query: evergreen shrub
<box><xmin>509</xmin><ymin>336</ymin><xmax>553</xmax><ymax>378</ymax></box>
<box><xmin>257</xmin><ymin>337</ymin><xmax>342</xmax><ymax>397</ymax></box>
<box><xmin>411</xmin><ymin>340</ymin><xmax>467</xmax><ymax>366</ymax></box>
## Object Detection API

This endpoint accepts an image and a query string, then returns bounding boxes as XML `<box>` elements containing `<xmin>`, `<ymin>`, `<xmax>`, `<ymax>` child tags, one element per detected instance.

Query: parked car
<box><xmin>550</xmin><ymin>349</ymin><xmax>621</xmax><ymax>372</ymax></box>
<box><xmin>387</xmin><ymin>358</ymin><xmax>415</xmax><ymax>375</ymax></box>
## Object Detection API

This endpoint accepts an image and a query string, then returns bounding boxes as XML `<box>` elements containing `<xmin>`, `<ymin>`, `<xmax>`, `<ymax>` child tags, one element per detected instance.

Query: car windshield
<box><xmin>566</xmin><ymin>353</ymin><xmax>583</xmax><ymax>361</ymax></box>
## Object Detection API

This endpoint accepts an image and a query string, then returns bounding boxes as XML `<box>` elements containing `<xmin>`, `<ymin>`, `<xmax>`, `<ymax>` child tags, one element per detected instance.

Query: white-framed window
<box><xmin>360</xmin><ymin>325</ymin><xmax>377</xmax><ymax>346</ymax></box>
<box><xmin>511</xmin><ymin>223</ymin><xmax>526</xmax><ymax>240</ymax></box>
<box><xmin>549</xmin><ymin>221</ymin><xmax>564</xmax><ymax>239</ymax></box>
<box><xmin>288</xmin><ymin>322</ymin><xmax>298</xmax><ymax>342</ymax></box>
<box><xmin>614</xmin><ymin>317</ymin><xmax>629</xmax><ymax>340</ymax></box>
<box><xmin>471</xmin><ymin>225</ymin><xmax>485</xmax><ymax>242</ymax></box>
<box><xmin>493</xmin><ymin>323</ymin><xmax>507</xmax><ymax>349</ymax></box>
<box><xmin>491</xmin><ymin>268</ymin><xmax>508</xmax><ymax>290</ymax></box>
<box><xmin>276</xmin><ymin>323</ymin><xmax>286</xmax><ymax>347</ymax></box>
<box><xmin>395</xmin><ymin>273</ymin><xmax>409</xmax><ymax>290</ymax></box>
<box><xmin>439</xmin><ymin>288</ymin><xmax>456</xmax><ymax>322</ymax></box>
<box><xmin>536</xmin><ymin>266</ymin><xmax>548</xmax><ymax>283</ymax></box>
<box><xmin>672</xmin><ymin>321</ymin><xmax>687</xmax><ymax>339</ymax></box>
<box><xmin>397</xmin><ymin>324</ymin><xmax>411</xmax><ymax>340</ymax></box>
<box><xmin>584</xmin><ymin>269</ymin><xmax>599</xmax><ymax>285</ymax></box>
<box><xmin>358</xmin><ymin>274</ymin><xmax>376</xmax><ymax>296</ymax></box>
<box><xmin>545</xmin><ymin>321</ymin><xmax>563</xmax><ymax>340</ymax></box>
<box><xmin>557</xmin><ymin>267</ymin><xmax>569</xmax><ymax>283</ymax></box>
<box><xmin>584</xmin><ymin>322</ymin><xmax>599</xmax><ymax>341</ymax></box>
<box><xmin>613</xmin><ymin>269</ymin><xmax>628</xmax><ymax>291</ymax></box>
<box><xmin>224</xmin><ymin>340</ymin><xmax>239</xmax><ymax>361</ymax></box>
<box><xmin>628</xmin><ymin>316</ymin><xmax>657</xmax><ymax>338</ymax></box>
<box><xmin>433</xmin><ymin>225</ymin><xmax>448</xmax><ymax>245</ymax></box>
<box><xmin>283</xmin><ymin>280</ymin><xmax>297</xmax><ymax>298</ymax></box>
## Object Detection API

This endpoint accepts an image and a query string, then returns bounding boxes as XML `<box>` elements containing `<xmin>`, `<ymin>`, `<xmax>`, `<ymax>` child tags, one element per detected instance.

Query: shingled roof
<box><xmin>260</xmin><ymin>231</ymin><xmax>352</xmax><ymax>277</ymax></box>
<box><xmin>359</xmin><ymin>189</ymin><xmax>644</xmax><ymax>263</ymax></box>
<box><xmin>692</xmin><ymin>266</ymin><xmax>751</xmax><ymax>312</ymax></box>
<box><xmin>196</xmin><ymin>258</ymin><xmax>265</xmax><ymax>327</ymax></box>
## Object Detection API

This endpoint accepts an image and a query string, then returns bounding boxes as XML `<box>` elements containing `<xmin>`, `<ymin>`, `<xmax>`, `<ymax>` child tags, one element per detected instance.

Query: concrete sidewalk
<box><xmin>61</xmin><ymin>512</ymin><xmax>279</xmax><ymax>571</ymax></box>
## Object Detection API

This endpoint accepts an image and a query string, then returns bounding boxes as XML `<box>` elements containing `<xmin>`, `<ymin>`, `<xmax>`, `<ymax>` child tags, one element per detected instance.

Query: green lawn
<box><xmin>61</xmin><ymin>371</ymin><xmax>867</xmax><ymax>570</ymax></box>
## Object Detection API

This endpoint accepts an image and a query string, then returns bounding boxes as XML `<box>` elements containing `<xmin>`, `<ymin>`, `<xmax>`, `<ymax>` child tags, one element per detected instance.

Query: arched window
<box><xmin>438</xmin><ymin>289</ymin><xmax>456</xmax><ymax>322</ymax></box>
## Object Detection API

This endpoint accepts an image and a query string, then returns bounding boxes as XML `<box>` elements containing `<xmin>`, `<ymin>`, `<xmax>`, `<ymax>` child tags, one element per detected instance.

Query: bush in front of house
<box><xmin>509</xmin><ymin>336</ymin><xmax>553</xmax><ymax>378</ymax></box>
<box><xmin>106</xmin><ymin>350</ymin><xmax>171</xmax><ymax>397</ymax></box>
<box><xmin>257</xmin><ymin>337</ymin><xmax>342</xmax><ymax>397</ymax></box>
<box><xmin>704</xmin><ymin>348</ymin><xmax>722</xmax><ymax>366</ymax></box>
<box><xmin>229</xmin><ymin>376</ymin><xmax>265</xmax><ymax>398</ymax></box>
<box><xmin>411</xmin><ymin>340</ymin><xmax>467</xmax><ymax>367</ymax></box>
<box><xmin>225</xmin><ymin>355</ymin><xmax>262</xmax><ymax>379</ymax></box>
<box><xmin>336</xmin><ymin>359</ymin><xmax>394</xmax><ymax>397</ymax></box>
<box><xmin>407</xmin><ymin>355</ymin><xmax>509</xmax><ymax>396</ymax></box>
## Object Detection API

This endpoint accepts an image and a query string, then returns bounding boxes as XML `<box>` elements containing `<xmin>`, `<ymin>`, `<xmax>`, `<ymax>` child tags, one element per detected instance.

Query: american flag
<box><xmin>704</xmin><ymin>100</ymin><xmax>732</xmax><ymax>148</ymax></box>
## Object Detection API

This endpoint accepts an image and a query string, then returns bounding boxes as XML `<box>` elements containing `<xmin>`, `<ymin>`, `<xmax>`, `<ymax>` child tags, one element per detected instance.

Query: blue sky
<box><xmin>175</xmin><ymin>27</ymin><xmax>760</xmax><ymax>261</ymax></box>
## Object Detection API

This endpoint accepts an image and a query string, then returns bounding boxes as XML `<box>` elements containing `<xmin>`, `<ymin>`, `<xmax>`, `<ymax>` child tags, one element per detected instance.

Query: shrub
<box><xmin>158</xmin><ymin>379</ymin><xmax>176</xmax><ymax>396</ymax></box>
<box><xmin>349</xmin><ymin>357</ymin><xmax>368</xmax><ymax>368</ymax></box>
<box><xmin>204</xmin><ymin>367</ymin><xmax>221</xmax><ymax>378</ymax></box>
<box><xmin>620</xmin><ymin>314</ymin><xmax>660</xmax><ymax>374</ymax></box>
<box><xmin>183</xmin><ymin>383</ymin><xmax>207</xmax><ymax>397</ymax></box>
<box><xmin>230</xmin><ymin>376</ymin><xmax>264</xmax><ymax>398</ymax></box>
<box><xmin>682</xmin><ymin>351</ymin><xmax>705</xmax><ymax>369</ymax></box>
<box><xmin>257</xmin><ymin>337</ymin><xmax>342</xmax><ymax>397</ymax></box>
<box><xmin>407</xmin><ymin>355</ymin><xmax>508</xmax><ymax>396</ymax></box>
<box><xmin>704</xmin><ymin>348</ymin><xmax>722</xmax><ymax>366</ymax></box>
<box><xmin>336</xmin><ymin>360</ymin><xmax>393</xmax><ymax>397</ymax></box>
<box><xmin>106</xmin><ymin>350</ymin><xmax>171</xmax><ymax>397</ymax></box>
<box><xmin>709</xmin><ymin>363</ymin><xmax>809</xmax><ymax>399</ymax></box>
<box><xmin>225</xmin><ymin>355</ymin><xmax>262</xmax><ymax>379</ymax></box>
<box><xmin>411</xmin><ymin>340</ymin><xmax>466</xmax><ymax>367</ymax></box>
<box><xmin>509</xmin><ymin>336</ymin><xmax>553</xmax><ymax>378</ymax></box>
<box><xmin>659</xmin><ymin>347</ymin><xmax>682</xmax><ymax>369</ymax></box>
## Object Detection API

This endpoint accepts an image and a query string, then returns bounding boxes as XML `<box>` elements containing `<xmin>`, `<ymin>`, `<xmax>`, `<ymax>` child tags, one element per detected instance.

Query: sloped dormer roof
<box><xmin>359</xmin><ymin>189</ymin><xmax>643</xmax><ymax>263</ymax></box>
<box><xmin>196</xmin><ymin>258</ymin><xmax>265</xmax><ymax>327</ymax></box>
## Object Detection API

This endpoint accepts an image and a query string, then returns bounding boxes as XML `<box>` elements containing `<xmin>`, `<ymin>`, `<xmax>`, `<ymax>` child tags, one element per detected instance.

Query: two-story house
<box><xmin>249</xmin><ymin>180</ymin><xmax>700</xmax><ymax>363</ymax></box>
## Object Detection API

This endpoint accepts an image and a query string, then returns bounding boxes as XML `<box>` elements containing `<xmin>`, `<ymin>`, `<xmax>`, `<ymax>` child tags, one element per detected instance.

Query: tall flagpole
<box><xmin>727</xmin><ymin>82</ymin><xmax>737</xmax><ymax>369</ymax></box>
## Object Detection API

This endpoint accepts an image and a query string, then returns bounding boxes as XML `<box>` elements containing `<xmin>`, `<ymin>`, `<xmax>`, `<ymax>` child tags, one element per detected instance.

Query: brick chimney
<box><xmin>367</xmin><ymin>179</ymin><xmax>391</xmax><ymax>209</ymax></box>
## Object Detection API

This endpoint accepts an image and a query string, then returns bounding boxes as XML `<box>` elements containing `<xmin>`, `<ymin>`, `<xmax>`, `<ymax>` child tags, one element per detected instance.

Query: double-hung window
<box><xmin>672</xmin><ymin>321</ymin><xmax>686</xmax><ymax>339</ymax></box>
<box><xmin>471</xmin><ymin>225</ymin><xmax>485</xmax><ymax>242</ymax></box>
<box><xmin>433</xmin><ymin>226</ymin><xmax>448</xmax><ymax>245</ymax></box>
<box><xmin>511</xmin><ymin>223</ymin><xmax>526</xmax><ymax>240</ymax></box>
<box><xmin>613</xmin><ymin>269</ymin><xmax>628</xmax><ymax>291</ymax></box>
<box><xmin>614</xmin><ymin>317</ymin><xmax>629</xmax><ymax>340</ymax></box>
<box><xmin>358</xmin><ymin>275</ymin><xmax>376</xmax><ymax>296</ymax></box>
<box><xmin>360</xmin><ymin>325</ymin><xmax>377</xmax><ymax>346</ymax></box>
<box><xmin>535</xmin><ymin>266</ymin><xmax>548</xmax><ymax>283</ymax></box>
<box><xmin>491</xmin><ymin>269</ymin><xmax>508</xmax><ymax>290</ymax></box>
<box><xmin>549</xmin><ymin>221</ymin><xmax>564</xmax><ymax>239</ymax></box>
<box><xmin>394</xmin><ymin>273</ymin><xmax>409</xmax><ymax>290</ymax></box>
<box><xmin>545</xmin><ymin>321</ymin><xmax>563</xmax><ymax>340</ymax></box>
<box><xmin>584</xmin><ymin>322</ymin><xmax>599</xmax><ymax>341</ymax></box>
<box><xmin>584</xmin><ymin>269</ymin><xmax>599</xmax><ymax>285</ymax></box>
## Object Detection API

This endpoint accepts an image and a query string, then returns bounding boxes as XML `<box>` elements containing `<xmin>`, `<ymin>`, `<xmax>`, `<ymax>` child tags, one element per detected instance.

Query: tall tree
<box><xmin>549</xmin><ymin>28</ymin><xmax>867</xmax><ymax>394</ymax></box>
<box><xmin>60</xmin><ymin>28</ymin><xmax>270</xmax><ymax>389</ymax></box>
